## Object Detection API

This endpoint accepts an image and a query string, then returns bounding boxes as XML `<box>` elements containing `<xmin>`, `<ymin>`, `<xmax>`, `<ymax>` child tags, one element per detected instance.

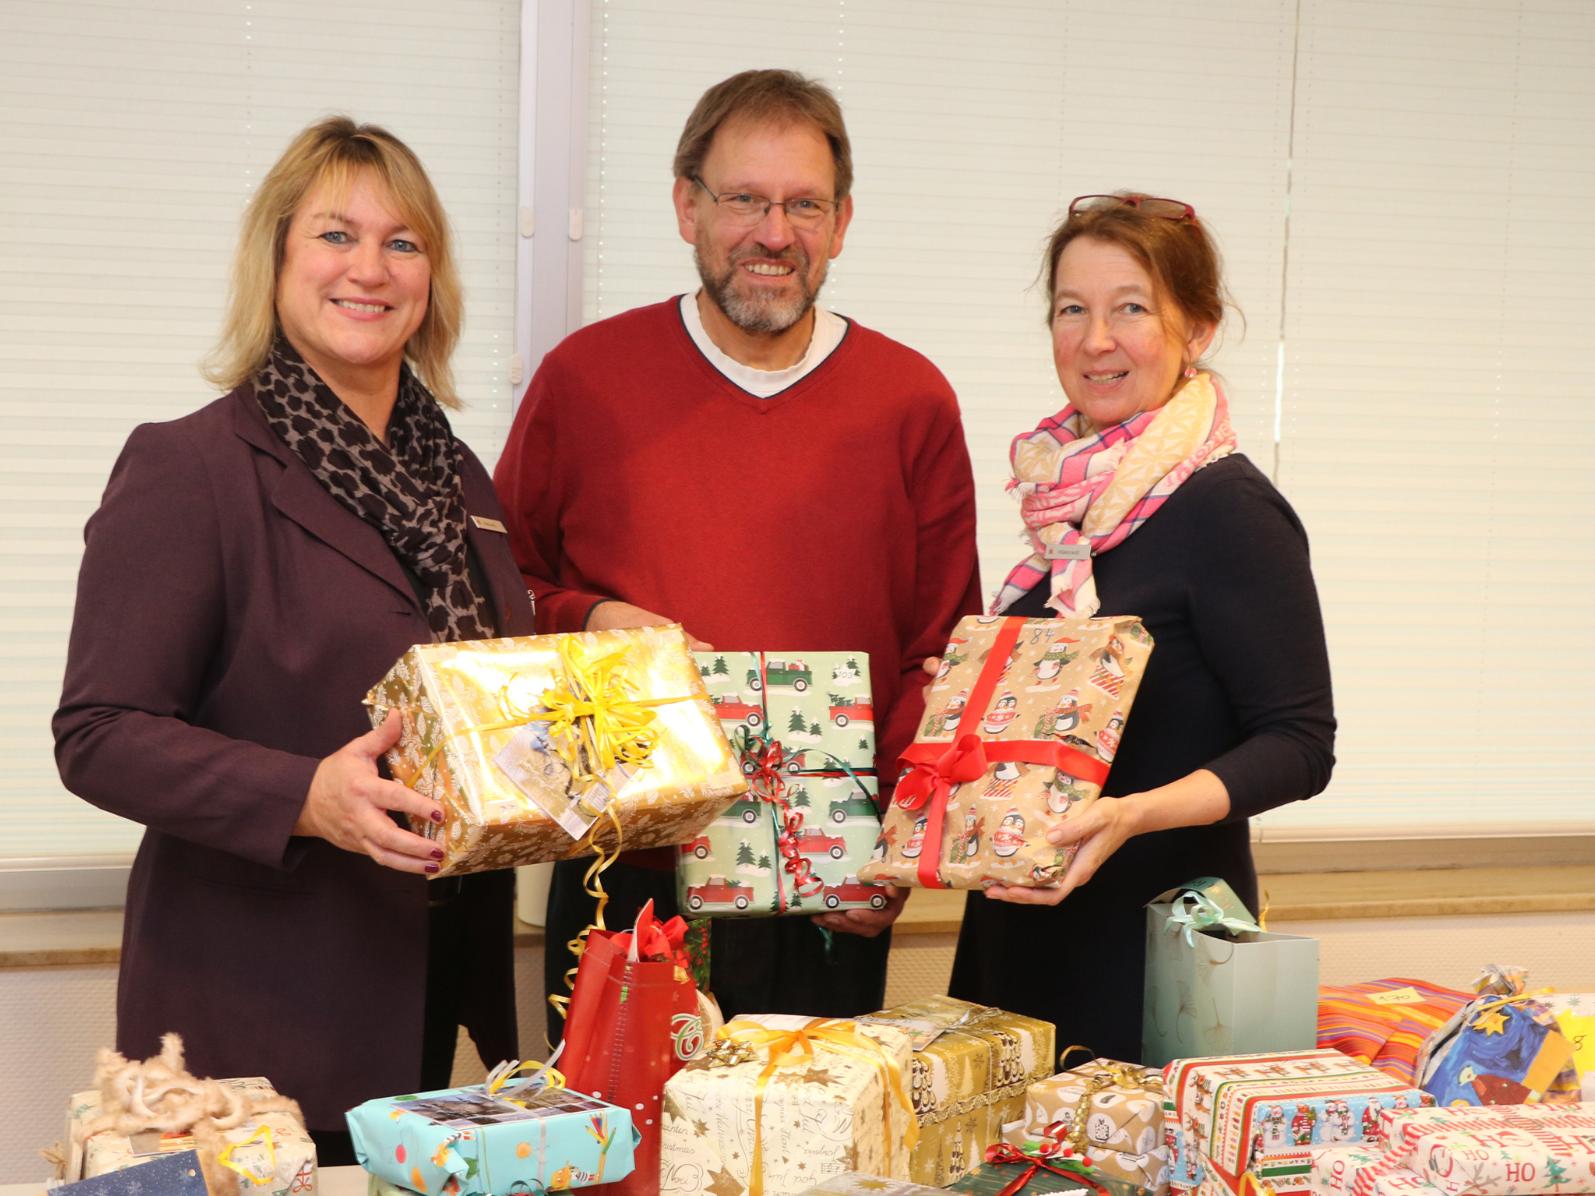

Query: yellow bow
<box><xmin>718</xmin><ymin>1017</ymin><xmax>918</xmax><ymax>1196</ymax></box>
<box><xmin>533</xmin><ymin>638</ymin><xmax>682</xmax><ymax>783</ymax></box>
<box><xmin>485</xmin><ymin>1056</ymin><xmax>567</xmax><ymax>1104</ymax></box>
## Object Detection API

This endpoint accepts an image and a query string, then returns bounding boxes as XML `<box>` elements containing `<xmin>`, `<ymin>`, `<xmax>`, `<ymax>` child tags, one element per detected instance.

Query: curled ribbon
<box><xmin>734</xmin><ymin>730</ymin><xmax>825</xmax><ymax>907</ymax></box>
<box><xmin>536</xmin><ymin>638</ymin><xmax>682</xmax><ymax>783</ymax></box>
<box><xmin>984</xmin><ymin>1141</ymin><xmax>1109</xmax><ymax>1196</ymax></box>
<box><xmin>399</xmin><ymin>635</ymin><xmax>689</xmax><ymax>794</ymax></box>
<box><xmin>485</xmin><ymin>1056</ymin><xmax>567</xmax><ymax>1102</ymax></box>
<box><xmin>717</xmin><ymin>1017</ymin><xmax>917</xmax><ymax>1196</ymax></box>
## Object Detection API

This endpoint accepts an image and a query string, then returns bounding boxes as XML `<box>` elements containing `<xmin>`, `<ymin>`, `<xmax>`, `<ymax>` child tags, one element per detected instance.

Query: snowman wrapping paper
<box><xmin>859</xmin><ymin>614</ymin><xmax>1151</xmax><ymax>890</ymax></box>
<box><xmin>1162</xmin><ymin>1049</ymin><xmax>1436</xmax><ymax>1196</ymax></box>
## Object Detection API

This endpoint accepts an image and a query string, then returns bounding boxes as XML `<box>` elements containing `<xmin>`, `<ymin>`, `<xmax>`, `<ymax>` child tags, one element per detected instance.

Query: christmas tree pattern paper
<box><xmin>679</xmin><ymin>650</ymin><xmax>887</xmax><ymax>917</ymax></box>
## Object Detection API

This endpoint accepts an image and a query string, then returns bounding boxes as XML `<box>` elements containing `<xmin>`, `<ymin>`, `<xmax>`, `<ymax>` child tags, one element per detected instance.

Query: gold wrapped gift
<box><xmin>660</xmin><ymin>1016</ymin><xmax>919</xmax><ymax>1196</ymax></box>
<box><xmin>1005</xmin><ymin>1057</ymin><xmax>1169</xmax><ymax>1194</ymax></box>
<box><xmin>863</xmin><ymin>996</ymin><xmax>1055</xmax><ymax>1185</ymax></box>
<box><xmin>366</xmin><ymin>625</ymin><xmax>747</xmax><ymax>876</ymax></box>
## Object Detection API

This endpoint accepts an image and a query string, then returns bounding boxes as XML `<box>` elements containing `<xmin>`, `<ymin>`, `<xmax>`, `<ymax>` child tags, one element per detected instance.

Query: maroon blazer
<box><xmin>53</xmin><ymin>386</ymin><xmax>535</xmax><ymax>1129</ymax></box>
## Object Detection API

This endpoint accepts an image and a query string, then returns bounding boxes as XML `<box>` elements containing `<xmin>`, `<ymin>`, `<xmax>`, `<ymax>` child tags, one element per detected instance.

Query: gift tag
<box><xmin>1367</xmin><ymin>986</ymin><xmax>1426</xmax><ymax>1006</ymax></box>
<box><xmin>495</xmin><ymin>725</ymin><xmax>630</xmax><ymax>839</ymax></box>
<box><xmin>852</xmin><ymin>1014</ymin><xmax>948</xmax><ymax>1051</ymax></box>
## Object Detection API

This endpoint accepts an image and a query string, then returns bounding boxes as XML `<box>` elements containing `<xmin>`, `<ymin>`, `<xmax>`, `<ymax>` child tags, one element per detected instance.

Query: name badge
<box><xmin>1043</xmin><ymin>541</ymin><xmax>1091</xmax><ymax>561</ymax></box>
<box><xmin>471</xmin><ymin>515</ymin><xmax>508</xmax><ymax>534</ymax></box>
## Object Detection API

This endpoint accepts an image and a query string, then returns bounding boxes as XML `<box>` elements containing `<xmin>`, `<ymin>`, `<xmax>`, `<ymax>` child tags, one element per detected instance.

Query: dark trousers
<box><xmin>542</xmin><ymin>856</ymin><xmax>892</xmax><ymax>1044</ymax></box>
<box><xmin>309</xmin><ymin>883</ymin><xmax>485</xmax><ymax>1166</ymax></box>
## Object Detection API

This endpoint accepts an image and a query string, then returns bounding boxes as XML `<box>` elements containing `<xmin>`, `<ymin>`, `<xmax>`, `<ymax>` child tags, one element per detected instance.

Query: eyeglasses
<box><xmin>691</xmin><ymin>175</ymin><xmax>838</xmax><ymax>228</ymax></box>
<box><xmin>1068</xmin><ymin>194</ymin><xmax>1198</xmax><ymax>224</ymax></box>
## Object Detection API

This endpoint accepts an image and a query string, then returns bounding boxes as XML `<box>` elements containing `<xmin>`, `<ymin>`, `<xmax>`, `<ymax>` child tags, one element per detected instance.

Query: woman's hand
<box><xmin>812</xmin><ymin>886</ymin><xmax>910</xmax><ymax>938</ymax></box>
<box><xmin>981</xmin><ymin>769</ymin><xmax>1231</xmax><ymax>906</ymax></box>
<box><xmin>921</xmin><ymin>656</ymin><xmax>941</xmax><ymax>677</ymax></box>
<box><xmin>295</xmin><ymin>711</ymin><xmax>446</xmax><ymax>873</ymax></box>
<box><xmin>981</xmin><ymin>796</ymin><xmax>1145</xmax><ymax>906</ymax></box>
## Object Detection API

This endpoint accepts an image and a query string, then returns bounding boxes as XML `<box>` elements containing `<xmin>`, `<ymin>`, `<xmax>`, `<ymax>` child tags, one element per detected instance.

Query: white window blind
<box><xmin>582</xmin><ymin>1</ymin><xmax>1595</xmax><ymax>839</ymax></box>
<box><xmin>1260</xmin><ymin>0</ymin><xmax>1595</xmax><ymax>837</ymax></box>
<box><xmin>1</xmin><ymin>0</ymin><xmax>521</xmax><ymax>859</ymax></box>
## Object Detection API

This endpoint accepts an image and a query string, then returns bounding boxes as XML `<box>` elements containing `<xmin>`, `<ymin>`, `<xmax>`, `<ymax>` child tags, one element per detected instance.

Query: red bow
<box><xmin>747</xmin><ymin>737</ymin><xmax>790</xmax><ymax>800</ymax></box>
<box><xmin>982</xmin><ymin>1143</ymin><xmax>1109</xmax><ymax>1196</ymax></box>
<box><xmin>895</xmin><ymin>734</ymin><xmax>989</xmax><ymax>810</ymax></box>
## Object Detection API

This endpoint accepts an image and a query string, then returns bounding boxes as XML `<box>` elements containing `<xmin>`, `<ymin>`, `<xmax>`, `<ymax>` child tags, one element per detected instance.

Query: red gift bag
<box><xmin>560</xmin><ymin>901</ymin><xmax>711</xmax><ymax>1196</ymax></box>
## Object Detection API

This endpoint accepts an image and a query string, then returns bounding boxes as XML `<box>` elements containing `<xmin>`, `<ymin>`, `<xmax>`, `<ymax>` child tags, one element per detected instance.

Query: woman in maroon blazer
<box><xmin>53</xmin><ymin>118</ymin><xmax>533</xmax><ymax>1161</ymax></box>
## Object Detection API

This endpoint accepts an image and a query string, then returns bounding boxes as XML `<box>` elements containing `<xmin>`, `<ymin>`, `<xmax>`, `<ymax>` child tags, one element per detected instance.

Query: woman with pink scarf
<box><xmin>947</xmin><ymin>194</ymin><xmax>1336</xmax><ymax>1061</ymax></box>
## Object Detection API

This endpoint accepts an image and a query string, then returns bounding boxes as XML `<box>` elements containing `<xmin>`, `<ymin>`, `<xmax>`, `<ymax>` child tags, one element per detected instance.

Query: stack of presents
<box><xmin>46</xmin><ymin>617</ymin><xmax>1595</xmax><ymax>1194</ymax></box>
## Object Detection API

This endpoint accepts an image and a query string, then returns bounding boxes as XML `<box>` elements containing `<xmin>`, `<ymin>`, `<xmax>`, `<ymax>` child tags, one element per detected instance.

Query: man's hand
<box><xmin>812</xmin><ymin>886</ymin><xmax>909</xmax><ymax>938</ymax></box>
<box><xmin>295</xmin><ymin>711</ymin><xmax>445</xmax><ymax>873</ymax></box>
<box><xmin>585</xmin><ymin>599</ymin><xmax>712</xmax><ymax>650</ymax></box>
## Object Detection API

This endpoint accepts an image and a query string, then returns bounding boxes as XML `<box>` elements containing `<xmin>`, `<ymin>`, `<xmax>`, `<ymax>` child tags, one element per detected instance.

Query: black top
<box><xmin>948</xmin><ymin>453</ymin><xmax>1335</xmax><ymax>1061</ymax></box>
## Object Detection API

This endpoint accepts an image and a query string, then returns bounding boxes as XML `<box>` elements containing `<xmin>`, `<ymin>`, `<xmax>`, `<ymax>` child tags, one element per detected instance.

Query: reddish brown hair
<box><xmin>1041</xmin><ymin>193</ymin><xmax>1230</xmax><ymax>355</ymax></box>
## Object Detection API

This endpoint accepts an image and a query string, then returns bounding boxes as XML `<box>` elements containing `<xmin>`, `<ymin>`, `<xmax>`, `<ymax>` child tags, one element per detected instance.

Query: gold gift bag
<box><xmin>366</xmin><ymin>625</ymin><xmax>747</xmax><ymax>876</ymax></box>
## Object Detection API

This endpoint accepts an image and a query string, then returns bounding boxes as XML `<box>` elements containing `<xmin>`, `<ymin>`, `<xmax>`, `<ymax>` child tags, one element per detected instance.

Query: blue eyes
<box><xmin>1054</xmin><ymin>301</ymin><xmax>1153</xmax><ymax>319</ymax></box>
<box><xmin>315</xmin><ymin>230</ymin><xmax>421</xmax><ymax>253</ymax></box>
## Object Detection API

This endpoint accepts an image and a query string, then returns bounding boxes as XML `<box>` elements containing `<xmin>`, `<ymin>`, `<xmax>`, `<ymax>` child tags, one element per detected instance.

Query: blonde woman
<box><xmin>54</xmin><ymin>118</ymin><xmax>532</xmax><ymax>1161</ymax></box>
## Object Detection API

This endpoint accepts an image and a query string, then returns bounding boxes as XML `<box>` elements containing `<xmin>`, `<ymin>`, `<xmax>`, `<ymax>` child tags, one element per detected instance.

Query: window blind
<box><xmin>0</xmin><ymin>0</ymin><xmax>521</xmax><ymax>858</ymax></box>
<box><xmin>580</xmin><ymin>0</ymin><xmax>1595</xmax><ymax>838</ymax></box>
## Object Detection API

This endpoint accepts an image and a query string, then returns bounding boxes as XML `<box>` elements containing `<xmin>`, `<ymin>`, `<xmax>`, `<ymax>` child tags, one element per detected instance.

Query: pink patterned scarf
<box><xmin>992</xmin><ymin>371</ymin><xmax>1236</xmax><ymax>616</ymax></box>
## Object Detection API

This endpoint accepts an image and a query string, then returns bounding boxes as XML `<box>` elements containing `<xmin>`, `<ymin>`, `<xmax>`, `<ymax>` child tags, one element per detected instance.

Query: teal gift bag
<box><xmin>1141</xmin><ymin>877</ymin><xmax>1319</xmax><ymax>1067</ymax></box>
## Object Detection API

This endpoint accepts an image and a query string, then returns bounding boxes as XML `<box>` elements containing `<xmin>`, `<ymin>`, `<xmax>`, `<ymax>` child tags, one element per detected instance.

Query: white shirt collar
<box><xmin>679</xmin><ymin>293</ymin><xmax>848</xmax><ymax>398</ymax></box>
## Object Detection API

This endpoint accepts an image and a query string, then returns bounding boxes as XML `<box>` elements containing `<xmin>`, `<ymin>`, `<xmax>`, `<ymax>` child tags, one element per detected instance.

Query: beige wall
<box><xmin>4</xmin><ymin>910</ymin><xmax>1592</xmax><ymax>1183</ymax></box>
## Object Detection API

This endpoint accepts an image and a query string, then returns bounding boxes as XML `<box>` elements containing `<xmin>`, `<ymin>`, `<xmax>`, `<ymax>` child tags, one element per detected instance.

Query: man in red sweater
<box><xmin>494</xmin><ymin>69</ymin><xmax>982</xmax><ymax>1028</ymax></box>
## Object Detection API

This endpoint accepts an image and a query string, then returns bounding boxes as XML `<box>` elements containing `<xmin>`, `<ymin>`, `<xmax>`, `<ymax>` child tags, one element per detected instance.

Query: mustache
<box><xmin>730</xmin><ymin>244</ymin><xmax>807</xmax><ymax>268</ymax></box>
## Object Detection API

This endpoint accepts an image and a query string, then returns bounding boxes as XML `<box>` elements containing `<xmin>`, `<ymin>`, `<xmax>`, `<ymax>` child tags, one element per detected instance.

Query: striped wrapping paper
<box><xmin>1309</xmin><ymin>1146</ymin><xmax>1443</xmax><ymax>1195</ymax></box>
<box><xmin>1316</xmin><ymin>980</ymin><xmax>1473</xmax><ymax>1086</ymax></box>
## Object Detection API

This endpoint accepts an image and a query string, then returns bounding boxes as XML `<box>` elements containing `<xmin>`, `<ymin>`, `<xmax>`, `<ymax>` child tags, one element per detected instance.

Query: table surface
<box><xmin>0</xmin><ymin>1164</ymin><xmax>372</xmax><ymax>1194</ymax></box>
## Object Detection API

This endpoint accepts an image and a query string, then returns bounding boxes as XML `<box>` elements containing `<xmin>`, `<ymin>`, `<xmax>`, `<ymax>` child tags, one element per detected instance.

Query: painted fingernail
<box><xmin>425</xmin><ymin>864</ymin><xmax>440</xmax><ymax>874</ymax></box>
<box><xmin>431</xmin><ymin>848</ymin><xmax>445</xmax><ymax>860</ymax></box>
<box><xmin>431</xmin><ymin>809</ymin><xmax>444</xmax><ymax>823</ymax></box>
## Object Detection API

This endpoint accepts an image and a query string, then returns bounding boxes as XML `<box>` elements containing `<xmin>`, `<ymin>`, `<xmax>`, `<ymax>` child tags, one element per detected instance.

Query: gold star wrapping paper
<box><xmin>365</xmin><ymin>625</ymin><xmax>747</xmax><ymax>876</ymax></box>
<box><xmin>661</xmin><ymin>1016</ymin><xmax>918</xmax><ymax>1196</ymax></box>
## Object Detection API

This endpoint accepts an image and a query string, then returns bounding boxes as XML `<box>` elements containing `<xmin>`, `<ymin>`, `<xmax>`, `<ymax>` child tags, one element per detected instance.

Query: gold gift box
<box><xmin>660</xmin><ymin>1016</ymin><xmax>919</xmax><ymax>1196</ymax></box>
<box><xmin>1006</xmin><ymin>1057</ymin><xmax>1168</xmax><ymax>1194</ymax></box>
<box><xmin>366</xmin><ymin>625</ymin><xmax>747</xmax><ymax>876</ymax></box>
<box><xmin>864</xmin><ymin>996</ymin><xmax>1055</xmax><ymax>1185</ymax></box>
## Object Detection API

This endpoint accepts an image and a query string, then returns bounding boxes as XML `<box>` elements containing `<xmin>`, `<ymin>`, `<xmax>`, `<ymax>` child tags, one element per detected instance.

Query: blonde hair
<box><xmin>203</xmin><ymin>116</ymin><xmax>463</xmax><ymax>407</ymax></box>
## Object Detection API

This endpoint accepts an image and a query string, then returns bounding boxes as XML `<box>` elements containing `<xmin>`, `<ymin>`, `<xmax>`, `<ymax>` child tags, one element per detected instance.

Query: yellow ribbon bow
<box><xmin>535</xmin><ymin>638</ymin><xmax>682</xmax><ymax>784</ymax></box>
<box><xmin>216</xmin><ymin>1123</ymin><xmax>276</xmax><ymax>1186</ymax></box>
<box><xmin>716</xmin><ymin>1017</ymin><xmax>918</xmax><ymax>1196</ymax></box>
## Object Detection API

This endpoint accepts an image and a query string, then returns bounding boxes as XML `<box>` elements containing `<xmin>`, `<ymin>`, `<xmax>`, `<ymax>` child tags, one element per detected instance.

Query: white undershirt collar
<box><xmin>679</xmin><ymin>292</ymin><xmax>848</xmax><ymax>398</ymax></box>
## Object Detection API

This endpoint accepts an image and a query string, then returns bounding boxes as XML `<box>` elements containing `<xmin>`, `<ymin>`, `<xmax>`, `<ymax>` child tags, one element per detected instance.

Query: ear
<box><xmin>826</xmin><ymin>193</ymin><xmax>855</xmax><ymax>260</ymax></box>
<box><xmin>672</xmin><ymin>175</ymin><xmax>701</xmax><ymax>247</ymax></box>
<box><xmin>1184</xmin><ymin>318</ymin><xmax>1217</xmax><ymax>366</ymax></box>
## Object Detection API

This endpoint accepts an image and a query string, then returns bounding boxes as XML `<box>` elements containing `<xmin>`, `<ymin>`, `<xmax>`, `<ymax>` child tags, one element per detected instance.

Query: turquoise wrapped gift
<box><xmin>678</xmin><ymin>650</ymin><xmax>887</xmax><ymax>917</ymax></box>
<box><xmin>346</xmin><ymin>1069</ymin><xmax>637</xmax><ymax>1196</ymax></box>
<box><xmin>1142</xmin><ymin>877</ymin><xmax>1320</xmax><ymax>1068</ymax></box>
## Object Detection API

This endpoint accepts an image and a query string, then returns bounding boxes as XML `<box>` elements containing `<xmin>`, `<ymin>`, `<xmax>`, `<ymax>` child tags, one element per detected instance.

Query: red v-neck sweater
<box><xmin>493</xmin><ymin>298</ymin><xmax>983</xmax><ymax>775</ymax></box>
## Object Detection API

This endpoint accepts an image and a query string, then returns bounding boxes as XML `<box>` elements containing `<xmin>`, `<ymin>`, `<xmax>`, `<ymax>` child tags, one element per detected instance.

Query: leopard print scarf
<box><xmin>253</xmin><ymin>341</ymin><xmax>494</xmax><ymax>642</ymax></box>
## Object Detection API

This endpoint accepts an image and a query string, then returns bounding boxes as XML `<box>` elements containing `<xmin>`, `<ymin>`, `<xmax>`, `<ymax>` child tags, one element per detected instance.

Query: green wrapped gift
<box><xmin>947</xmin><ymin>1144</ymin><xmax>1149</xmax><ymax>1196</ymax></box>
<box><xmin>678</xmin><ymin>650</ymin><xmax>888</xmax><ymax>916</ymax></box>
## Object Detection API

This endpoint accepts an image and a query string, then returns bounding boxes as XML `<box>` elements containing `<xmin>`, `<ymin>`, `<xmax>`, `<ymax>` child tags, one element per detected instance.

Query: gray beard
<box><xmin>694</xmin><ymin>245</ymin><xmax>823</xmax><ymax>335</ymax></box>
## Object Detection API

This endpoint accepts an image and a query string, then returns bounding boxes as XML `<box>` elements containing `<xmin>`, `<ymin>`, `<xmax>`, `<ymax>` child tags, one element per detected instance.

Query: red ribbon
<box><xmin>739</xmin><ymin>733</ymin><xmax>823</xmax><ymax>909</ymax></box>
<box><xmin>982</xmin><ymin>1142</ymin><xmax>1109</xmax><ymax>1196</ymax></box>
